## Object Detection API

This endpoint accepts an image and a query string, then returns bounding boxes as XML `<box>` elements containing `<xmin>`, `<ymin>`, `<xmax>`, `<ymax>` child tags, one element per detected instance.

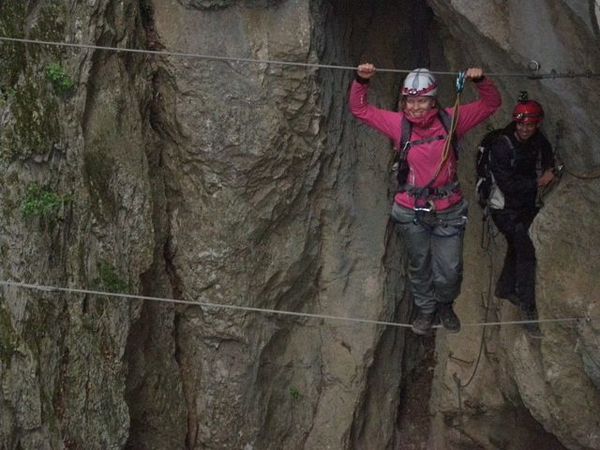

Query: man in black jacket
<box><xmin>489</xmin><ymin>98</ymin><xmax>555</xmax><ymax>337</ymax></box>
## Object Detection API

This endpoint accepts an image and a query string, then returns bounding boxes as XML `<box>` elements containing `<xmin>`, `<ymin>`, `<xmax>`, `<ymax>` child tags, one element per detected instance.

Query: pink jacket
<box><xmin>349</xmin><ymin>78</ymin><xmax>501</xmax><ymax>211</ymax></box>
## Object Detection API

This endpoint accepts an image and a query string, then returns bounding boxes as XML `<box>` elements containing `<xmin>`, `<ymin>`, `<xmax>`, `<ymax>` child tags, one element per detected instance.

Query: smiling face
<box><xmin>515</xmin><ymin>121</ymin><xmax>540</xmax><ymax>141</ymax></box>
<box><xmin>404</xmin><ymin>96</ymin><xmax>436</xmax><ymax>119</ymax></box>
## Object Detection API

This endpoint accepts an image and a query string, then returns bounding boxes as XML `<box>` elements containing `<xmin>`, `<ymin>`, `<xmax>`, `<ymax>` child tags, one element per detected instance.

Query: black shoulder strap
<box><xmin>438</xmin><ymin>108</ymin><xmax>452</xmax><ymax>131</ymax></box>
<box><xmin>400</xmin><ymin>116</ymin><xmax>412</xmax><ymax>149</ymax></box>
<box><xmin>500</xmin><ymin>134</ymin><xmax>514</xmax><ymax>149</ymax></box>
<box><xmin>398</xmin><ymin>116</ymin><xmax>412</xmax><ymax>162</ymax></box>
<box><xmin>500</xmin><ymin>134</ymin><xmax>516</xmax><ymax>167</ymax></box>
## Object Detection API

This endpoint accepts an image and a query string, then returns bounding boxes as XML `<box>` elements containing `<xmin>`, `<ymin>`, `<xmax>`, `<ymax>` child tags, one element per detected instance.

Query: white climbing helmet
<box><xmin>402</xmin><ymin>68</ymin><xmax>438</xmax><ymax>97</ymax></box>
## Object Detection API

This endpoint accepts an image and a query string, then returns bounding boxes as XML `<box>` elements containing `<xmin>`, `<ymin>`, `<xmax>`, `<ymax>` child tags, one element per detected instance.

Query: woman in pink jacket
<box><xmin>350</xmin><ymin>64</ymin><xmax>501</xmax><ymax>335</ymax></box>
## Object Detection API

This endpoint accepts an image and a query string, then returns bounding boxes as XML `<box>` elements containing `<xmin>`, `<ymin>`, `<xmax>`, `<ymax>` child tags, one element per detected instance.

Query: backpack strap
<box><xmin>398</xmin><ymin>116</ymin><xmax>413</xmax><ymax>161</ymax></box>
<box><xmin>498</xmin><ymin>134</ymin><xmax>516</xmax><ymax>168</ymax></box>
<box><xmin>486</xmin><ymin>134</ymin><xmax>516</xmax><ymax>191</ymax></box>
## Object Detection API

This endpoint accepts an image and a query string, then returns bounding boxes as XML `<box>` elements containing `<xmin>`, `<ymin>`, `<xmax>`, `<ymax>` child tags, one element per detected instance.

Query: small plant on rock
<box><xmin>21</xmin><ymin>183</ymin><xmax>68</xmax><ymax>222</ymax></box>
<box><xmin>94</xmin><ymin>262</ymin><xmax>129</xmax><ymax>294</ymax></box>
<box><xmin>46</xmin><ymin>63</ymin><xmax>75</xmax><ymax>96</ymax></box>
<box><xmin>289</xmin><ymin>387</ymin><xmax>301</xmax><ymax>401</ymax></box>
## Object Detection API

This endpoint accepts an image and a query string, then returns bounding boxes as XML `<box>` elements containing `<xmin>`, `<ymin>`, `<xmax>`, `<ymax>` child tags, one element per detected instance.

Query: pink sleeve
<box><xmin>349</xmin><ymin>81</ymin><xmax>402</xmax><ymax>148</ymax></box>
<box><xmin>453</xmin><ymin>78</ymin><xmax>502</xmax><ymax>137</ymax></box>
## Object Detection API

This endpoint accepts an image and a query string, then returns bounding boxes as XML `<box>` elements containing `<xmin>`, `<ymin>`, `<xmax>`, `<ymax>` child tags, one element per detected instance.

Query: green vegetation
<box><xmin>289</xmin><ymin>387</ymin><xmax>301</xmax><ymax>401</ymax></box>
<box><xmin>0</xmin><ymin>87</ymin><xmax>16</xmax><ymax>109</ymax></box>
<box><xmin>0</xmin><ymin>2</ymin><xmax>28</xmax><ymax>87</ymax></box>
<box><xmin>46</xmin><ymin>63</ymin><xmax>75</xmax><ymax>96</ymax></box>
<box><xmin>94</xmin><ymin>262</ymin><xmax>129</xmax><ymax>294</ymax></box>
<box><xmin>0</xmin><ymin>3</ymin><xmax>68</xmax><ymax>161</ymax></box>
<box><xmin>4</xmin><ymin>78</ymin><xmax>61</xmax><ymax>161</ymax></box>
<box><xmin>21</xmin><ymin>183</ymin><xmax>69</xmax><ymax>222</ymax></box>
<box><xmin>31</xmin><ymin>3</ymin><xmax>67</xmax><ymax>43</ymax></box>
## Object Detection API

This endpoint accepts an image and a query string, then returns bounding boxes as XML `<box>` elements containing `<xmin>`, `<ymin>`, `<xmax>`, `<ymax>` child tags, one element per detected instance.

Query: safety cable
<box><xmin>2</xmin><ymin>36</ymin><xmax>600</xmax><ymax>79</ymax></box>
<box><xmin>578</xmin><ymin>341</ymin><xmax>600</xmax><ymax>373</ymax></box>
<box><xmin>561</xmin><ymin>165</ymin><xmax>600</xmax><ymax>180</ymax></box>
<box><xmin>552</xmin><ymin>121</ymin><xmax>600</xmax><ymax>180</ymax></box>
<box><xmin>0</xmin><ymin>280</ymin><xmax>591</xmax><ymax>329</ymax></box>
<box><xmin>456</xmin><ymin>221</ymin><xmax>497</xmax><ymax>390</ymax></box>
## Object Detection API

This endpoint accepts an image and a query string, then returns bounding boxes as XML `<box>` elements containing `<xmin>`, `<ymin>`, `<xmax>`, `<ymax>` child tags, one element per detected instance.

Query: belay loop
<box><xmin>455</xmin><ymin>71</ymin><xmax>466</xmax><ymax>94</ymax></box>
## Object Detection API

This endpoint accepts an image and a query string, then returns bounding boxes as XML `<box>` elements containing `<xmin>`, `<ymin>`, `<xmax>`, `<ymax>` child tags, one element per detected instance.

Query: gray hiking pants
<box><xmin>391</xmin><ymin>199</ymin><xmax>469</xmax><ymax>314</ymax></box>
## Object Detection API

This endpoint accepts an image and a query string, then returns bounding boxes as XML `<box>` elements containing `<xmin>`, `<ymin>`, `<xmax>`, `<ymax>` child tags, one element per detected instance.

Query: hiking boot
<box><xmin>437</xmin><ymin>303</ymin><xmax>461</xmax><ymax>333</ymax></box>
<box><xmin>411</xmin><ymin>310</ymin><xmax>435</xmax><ymax>336</ymax></box>
<box><xmin>494</xmin><ymin>287</ymin><xmax>519</xmax><ymax>306</ymax></box>
<box><xmin>521</xmin><ymin>308</ymin><xmax>543</xmax><ymax>339</ymax></box>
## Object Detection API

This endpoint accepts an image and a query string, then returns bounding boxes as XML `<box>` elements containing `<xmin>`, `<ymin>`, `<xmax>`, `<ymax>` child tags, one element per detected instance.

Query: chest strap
<box><xmin>399</xmin><ymin>181</ymin><xmax>460</xmax><ymax>199</ymax></box>
<box><xmin>399</xmin><ymin>135</ymin><xmax>447</xmax><ymax>160</ymax></box>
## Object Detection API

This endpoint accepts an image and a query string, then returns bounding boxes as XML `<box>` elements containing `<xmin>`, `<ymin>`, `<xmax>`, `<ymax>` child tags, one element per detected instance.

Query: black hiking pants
<box><xmin>491</xmin><ymin>208</ymin><xmax>538</xmax><ymax>311</ymax></box>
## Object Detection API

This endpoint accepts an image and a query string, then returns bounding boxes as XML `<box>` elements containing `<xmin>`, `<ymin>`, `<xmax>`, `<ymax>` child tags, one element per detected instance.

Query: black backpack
<box><xmin>396</xmin><ymin>109</ymin><xmax>461</xmax><ymax>186</ymax></box>
<box><xmin>475</xmin><ymin>129</ymin><xmax>515</xmax><ymax>209</ymax></box>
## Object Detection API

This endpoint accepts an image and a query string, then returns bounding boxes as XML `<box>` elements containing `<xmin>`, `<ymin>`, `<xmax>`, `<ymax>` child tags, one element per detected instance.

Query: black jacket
<box><xmin>489</xmin><ymin>123</ymin><xmax>554</xmax><ymax>211</ymax></box>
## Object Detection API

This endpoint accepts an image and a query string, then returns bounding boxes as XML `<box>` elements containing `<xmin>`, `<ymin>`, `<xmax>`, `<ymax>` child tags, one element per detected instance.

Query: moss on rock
<box><xmin>0</xmin><ymin>302</ymin><xmax>17</xmax><ymax>367</ymax></box>
<box><xmin>0</xmin><ymin>2</ymin><xmax>27</xmax><ymax>87</ymax></box>
<box><xmin>0</xmin><ymin>2</ymin><xmax>69</xmax><ymax>162</ymax></box>
<box><xmin>83</xmin><ymin>151</ymin><xmax>119</xmax><ymax>220</ymax></box>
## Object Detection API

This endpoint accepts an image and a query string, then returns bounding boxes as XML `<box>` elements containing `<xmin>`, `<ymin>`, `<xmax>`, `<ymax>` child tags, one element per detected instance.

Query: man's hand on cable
<box><xmin>465</xmin><ymin>67</ymin><xmax>485</xmax><ymax>82</ymax></box>
<box><xmin>357</xmin><ymin>63</ymin><xmax>376</xmax><ymax>80</ymax></box>
<box><xmin>537</xmin><ymin>169</ymin><xmax>556</xmax><ymax>187</ymax></box>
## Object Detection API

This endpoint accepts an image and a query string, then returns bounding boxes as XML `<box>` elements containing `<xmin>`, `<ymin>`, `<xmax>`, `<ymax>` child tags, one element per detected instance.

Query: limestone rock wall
<box><xmin>143</xmin><ymin>1</ymin><xmax>413</xmax><ymax>448</ymax></box>
<box><xmin>1</xmin><ymin>0</ymin><xmax>599</xmax><ymax>449</ymax></box>
<box><xmin>0</xmin><ymin>1</ymin><xmax>159</xmax><ymax>449</ymax></box>
<box><xmin>0</xmin><ymin>0</ymin><xmax>414</xmax><ymax>449</ymax></box>
<box><xmin>427</xmin><ymin>1</ymin><xmax>600</xmax><ymax>449</ymax></box>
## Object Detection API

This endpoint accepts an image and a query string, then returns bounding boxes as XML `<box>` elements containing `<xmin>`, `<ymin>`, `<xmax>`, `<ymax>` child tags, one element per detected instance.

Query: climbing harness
<box><xmin>396</xmin><ymin>71</ymin><xmax>467</xmax><ymax>233</ymax></box>
<box><xmin>395</xmin><ymin>108</ymin><xmax>462</xmax><ymax>190</ymax></box>
<box><xmin>408</xmin><ymin>71</ymin><xmax>465</xmax><ymax>211</ymax></box>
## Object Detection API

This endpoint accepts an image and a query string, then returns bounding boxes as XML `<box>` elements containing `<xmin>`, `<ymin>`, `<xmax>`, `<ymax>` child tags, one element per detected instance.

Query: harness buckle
<box><xmin>413</xmin><ymin>200</ymin><xmax>436</xmax><ymax>213</ymax></box>
<box><xmin>401</xmin><ymin>140</ymin><xmax>411</xmax><ymax>154</ymax></box>
<box><xmin>413</xmin><ymin>200</ymin><xmax>439</xmax><ymax>227</ymax></box>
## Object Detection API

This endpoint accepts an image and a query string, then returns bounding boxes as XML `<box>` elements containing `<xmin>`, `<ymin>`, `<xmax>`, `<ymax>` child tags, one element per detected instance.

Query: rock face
<box><xmin>0</xmin><ymin>0</ymin><xmax>599</xmax><ymax>449</ymax></box>
<box><xmin>427</xmin><ymin>1</ymin><xmax>600</xmax><ymax>449</ymax></box>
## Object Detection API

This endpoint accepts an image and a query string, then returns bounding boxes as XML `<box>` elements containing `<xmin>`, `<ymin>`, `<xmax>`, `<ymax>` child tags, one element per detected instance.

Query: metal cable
<box><xmin>559</xmin><ymin>163</ymin><xmax>600</xmax><ymax>181</ymax></box>
<box><xmin>553</xmin><ymin>122</ymin><xmax>600</xmax><ymax>180</ymax></box>
<box><xmin>2</xmin><ymin>36</ymin><xmax>600</xmax><ymax>79</ymax></box>
<box><xmin>458</xmin><ymin>225</ymin><xmax>497</xmax><ymax>389</ymax></box>
<box><xmin>0</xmin><ymin>280</ymin><xmax>591</xmax><ymax>329</ymax></box>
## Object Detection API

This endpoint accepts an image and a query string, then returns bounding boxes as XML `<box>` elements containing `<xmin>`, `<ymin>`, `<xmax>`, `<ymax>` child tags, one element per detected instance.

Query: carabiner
<box><xmin>455</xmin><ymin>71</ymin><xmax>466</xmax><ymax>94</ymax></box>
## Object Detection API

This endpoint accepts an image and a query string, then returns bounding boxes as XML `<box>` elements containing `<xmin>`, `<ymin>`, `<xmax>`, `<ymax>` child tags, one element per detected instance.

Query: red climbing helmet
<box><xmin>512</xmin><ymin>100</ymin><xmax>544</xmax><ymax>124</ymax></box>
<box><xmin>402</xmin><ymin>68</ymin><xmax>438</xmax><ymax>97</ymax></box>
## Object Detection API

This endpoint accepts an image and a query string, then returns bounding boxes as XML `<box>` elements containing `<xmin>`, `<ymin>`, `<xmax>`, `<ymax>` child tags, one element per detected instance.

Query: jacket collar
<box><xmin>404</xmin><ymin>108</ymin><xmax>439</xmax><ymax>129</ymax></box>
